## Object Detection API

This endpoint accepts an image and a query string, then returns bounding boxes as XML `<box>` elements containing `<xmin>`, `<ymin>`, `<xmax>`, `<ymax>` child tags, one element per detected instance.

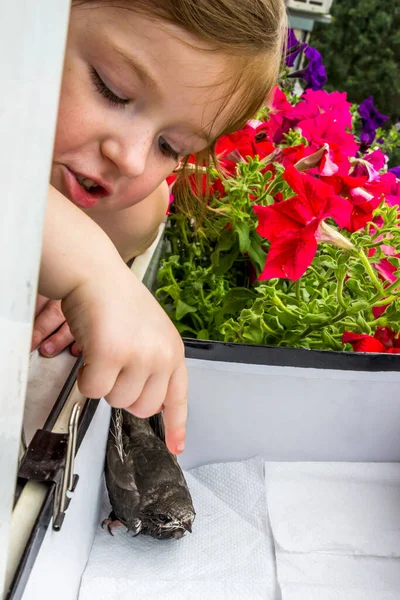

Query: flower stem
<box><xmin>273</xmin><ymin>294</ymin><xmax>297</xmax><ymax>317</ymax></box>
<box><xmin>261</xmin><ymin>320</ymin><xmax>278</xmax><ymax>336</ymax></box>
<box><xmin>336</xmin><ymin>269</ymin><xmax>347</xmax><ymax>309</ymax></box>
<box><xmin>357</xmin><ymin>249</ymin><xmax>384</xmax><ymax>294</ymax></box>
<box><xmin>295</xmin><ymin>279</ymin><xmax>301</xmax><ymax>302</ymax></box>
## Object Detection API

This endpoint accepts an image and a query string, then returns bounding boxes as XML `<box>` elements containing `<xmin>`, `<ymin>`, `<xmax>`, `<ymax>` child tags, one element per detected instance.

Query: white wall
<box><xmin>0</xmin><ymin>2</ymin><xmax>71</xmax><ymax>596</ymax></box>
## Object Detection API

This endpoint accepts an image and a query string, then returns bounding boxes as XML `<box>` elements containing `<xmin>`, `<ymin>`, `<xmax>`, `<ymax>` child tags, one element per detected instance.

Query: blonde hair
<box><xmin>76</xmin><ymin>0</ymin><xmax>288</xmax><ymax>214</ymax></box>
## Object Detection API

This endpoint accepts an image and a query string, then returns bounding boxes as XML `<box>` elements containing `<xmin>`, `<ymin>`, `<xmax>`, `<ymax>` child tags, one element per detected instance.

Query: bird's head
<box><xmin>139</xmin><ymin>484</ymin><xmax>195</xmax><ymax>540</ymax></box>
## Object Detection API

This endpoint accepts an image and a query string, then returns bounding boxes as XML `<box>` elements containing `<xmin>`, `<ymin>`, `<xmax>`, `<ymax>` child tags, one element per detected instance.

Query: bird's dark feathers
<box><xmin>104</xmin><ymin>408</ymin><xmax>195</xmax><ymax>540</ymax></box>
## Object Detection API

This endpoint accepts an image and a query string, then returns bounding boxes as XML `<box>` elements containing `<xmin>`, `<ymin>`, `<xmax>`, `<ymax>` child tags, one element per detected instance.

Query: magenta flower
<box><xmin>350</xmin><ymin>149</ymin><xmax>387</xmax><ymax>182</ymax></box>
<box><xmin>291</xmin><ymin>89</ymin><xmax>353</xmax><ymax>130</ymax></box>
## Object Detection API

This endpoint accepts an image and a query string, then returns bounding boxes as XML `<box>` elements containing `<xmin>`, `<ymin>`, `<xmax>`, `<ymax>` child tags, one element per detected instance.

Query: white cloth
<box><xmin>79</xmin><ymin>457</ymin><xmax>278</xmax><ymax>600</ymax></box>
<box><xmin>265</xmin><ymin>462</ymin><xmax>400</xmax><ymax>600</ymax></box>
<box><xmin>80</xmin><ymin>460</ymin><xmax>400</xmax><ymax>600</ymax></box>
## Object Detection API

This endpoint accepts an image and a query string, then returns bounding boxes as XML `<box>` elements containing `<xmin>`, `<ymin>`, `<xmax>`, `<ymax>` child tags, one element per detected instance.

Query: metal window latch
<box><xmin>18</xmin><ymin>401</ymin><xmax>82</xmax><ymax>532</ymax></box>
<box><xmin>52</xmin><ymin>402</ymin><xmax>81</xmax><ymax>531</ymax></box>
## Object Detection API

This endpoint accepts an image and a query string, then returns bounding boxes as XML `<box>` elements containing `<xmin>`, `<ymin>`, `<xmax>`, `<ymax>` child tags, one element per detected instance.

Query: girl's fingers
<box><xmin>77</xmin><ymin>360</ymin><xmax>121</xmax><ymax>400</ymax></box>
<box><xmin>162</xmin><ymin>364</ymin><xmax>188</xmax><ymax>455</ymax></box>
<box><xmin>125</xmin><ymin>373</ymin><xmax>169</xmax><ymax>419</ymax></box>
<box><xmin>70</xmin><ymin>341</ymin><xmax>82</xmax><ymax>356</ymax></box>
<box><xmin>39</xmin><ymin>321</ymin><xmax>75</xmax><ymax>357</ymax></box>
<box><xmin>34</xmin><ymin>294</ymin><xmax>49</xmax><ymax>318</ymax></box>
<box><xmin>102</xmin><ymin>366</ymin><xmax>148</xmax><ymax>410</ymax></box>
<box><xmin>31</xmin><ymin>299</ymin><xmax>66</xmax><ymax>351</ymax></box>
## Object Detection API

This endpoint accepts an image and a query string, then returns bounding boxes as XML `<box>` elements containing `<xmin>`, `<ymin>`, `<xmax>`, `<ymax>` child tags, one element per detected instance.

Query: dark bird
<box><xmin>102</xmin><ymin>408</ymin><xmax>195</xmax><ymax>540</ymax></box>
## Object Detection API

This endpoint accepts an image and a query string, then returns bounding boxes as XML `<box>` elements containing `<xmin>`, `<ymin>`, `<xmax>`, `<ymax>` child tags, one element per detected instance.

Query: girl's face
<box><xmin>52</xmin><ymin>4</ymin><xmax>234</xmax><ymax>213</ymax></box>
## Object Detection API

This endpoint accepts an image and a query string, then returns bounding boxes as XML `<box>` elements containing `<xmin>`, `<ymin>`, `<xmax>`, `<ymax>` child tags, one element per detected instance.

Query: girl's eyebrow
<box><xmin>109</xmin><ymin>42</ymin><xmax>162</xmax><ymax>95</ymax></box>
<box><xmin>108</xmin><ymin>42</ymin><xmax>213</xmax><ymax>146</ymax></box>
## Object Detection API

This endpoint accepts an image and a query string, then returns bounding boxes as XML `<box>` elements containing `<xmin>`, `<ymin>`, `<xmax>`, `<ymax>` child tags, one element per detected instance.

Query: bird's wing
<box><xmin>106</xmin><ymin>434</ymin><xmax>139</xmax><ymax>492</ymax></box>
<box><xmin>149</xmin><ymin>412</ymin><xmax>165</xmax><ymax>443</ymax></box>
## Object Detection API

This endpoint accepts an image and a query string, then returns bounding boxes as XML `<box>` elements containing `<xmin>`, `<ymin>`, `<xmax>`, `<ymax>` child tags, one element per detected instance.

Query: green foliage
<box><xmin>156</xmin><ymin>157</ymin><xmax>400</xmax><ymax>350</ymax></box>
<box><xmin>311</xmin><ymin>0</ymin><xmax>400</xmax><ymax>127</ymax></box>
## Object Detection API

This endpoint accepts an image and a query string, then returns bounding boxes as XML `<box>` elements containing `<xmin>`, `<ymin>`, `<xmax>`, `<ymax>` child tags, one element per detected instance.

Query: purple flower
<box><xmin>288</xmin><ymin>46</ymin><xmax>327</xmax><ymax>91</ymax></box>
<box><xmin>358</xmin><ymin>96</ymin><xmax>388</xmax><ymax>146</ymax></box>
<box><xmin>389</xmin><ymin>166</ymin><xmax>400</xmax><ymax>179</ymax></box>
<box><xmin>285</xmin><ymin>29</ymin><xmax>307</xmax><ymax>68</ymax></box>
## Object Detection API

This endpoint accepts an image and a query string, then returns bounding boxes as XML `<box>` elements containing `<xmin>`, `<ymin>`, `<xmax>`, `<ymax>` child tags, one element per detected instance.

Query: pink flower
<box><xmin>350</xmin><ymin>149</ymin><xmax>387</xmax><ymax>182</ymax></box>
<box><xmin>381</xmin><ymin>172</ymin><xmax>400</xmax><ymax>208</ymax></box>
<box><xmin>291</xmin><ymin>89</ymin><xmax>353</xmax><ymax>130</ymax></box>
<box><xmin>375</xmin><ymin>256</ymin><xmax>400</xmax><ymax>284</ymax></box>
<box><xmin>297</xmin><ymin>112</ymin><xmax>359</xmax><ymax>158</ymax></box>
<box><xmin>267</xmin><ymin>86</ymin><xmax>297</xmax><ymax>143</ymax></box>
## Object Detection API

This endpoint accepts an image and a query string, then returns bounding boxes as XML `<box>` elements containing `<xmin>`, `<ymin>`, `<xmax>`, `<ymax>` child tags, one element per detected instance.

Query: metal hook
<box><xmin>52</xmin><ymin>402</ymin><xmax>81</xmax><ymax>531</ymax></box>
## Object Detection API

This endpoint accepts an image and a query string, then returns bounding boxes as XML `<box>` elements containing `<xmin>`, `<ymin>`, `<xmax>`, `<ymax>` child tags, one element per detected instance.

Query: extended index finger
<box><xmin>163</xmin><ymin>364</ymin><xmax>188</xmax><ymax>455</ymax></box>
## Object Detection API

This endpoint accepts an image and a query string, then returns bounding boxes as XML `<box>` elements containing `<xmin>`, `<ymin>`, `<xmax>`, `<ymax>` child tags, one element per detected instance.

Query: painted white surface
<box><xmin>179</xmin><ymin>359</ymin><xmax>400</xmax><ymax>469</ymax></box>
<box><xmin>0</xmin><ymin>1</ymin><xmax>70</xmax><ymax>595</ymax></box>
<box><xmin>24</xmin><ymin>350</ymin><xmax>77</xmax><ymax>444</ymax></box>
<box><xmin>17</xmin><ymin>226</ymin><xmax>163</xmax><ymax>598</ymax></box>
<box><xmin>22</xmin><ymin>400</ymin><xmax>111</xmax><ymax>600</ymax></box>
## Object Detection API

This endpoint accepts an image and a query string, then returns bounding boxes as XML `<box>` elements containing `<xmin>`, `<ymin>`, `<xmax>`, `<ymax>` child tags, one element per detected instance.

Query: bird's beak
<box><xmin>183</xmin><ymin>522</ymin><xmax>192</xmax><ymax>533</ymax></box>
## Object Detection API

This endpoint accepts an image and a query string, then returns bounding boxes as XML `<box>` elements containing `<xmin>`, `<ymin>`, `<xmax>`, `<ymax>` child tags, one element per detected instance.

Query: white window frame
<box><xmin>0</xmin><ymin>2</ymin><xmax>71</xmax><ymax>595</ymax></box>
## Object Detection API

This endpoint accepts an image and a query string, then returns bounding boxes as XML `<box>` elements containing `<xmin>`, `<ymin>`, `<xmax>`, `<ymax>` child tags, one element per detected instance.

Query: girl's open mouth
<box><xmin>62</xmin><ymin>166</ymin><xmax>110</xmax><ymax>209</ymax></box>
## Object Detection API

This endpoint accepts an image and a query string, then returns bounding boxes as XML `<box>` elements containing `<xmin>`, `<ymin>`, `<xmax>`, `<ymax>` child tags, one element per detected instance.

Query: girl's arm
<box><xmin>38</xmin><ymin>185</ymin><xmax>187</xmax><ymax>454</ymax></box>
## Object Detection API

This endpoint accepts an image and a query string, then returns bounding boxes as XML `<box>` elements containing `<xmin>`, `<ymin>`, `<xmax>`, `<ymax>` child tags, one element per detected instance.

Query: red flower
<box><xmin>215</xmin><ymin>125</ymin><xmax>275</xmax><ymax>176</ymax></box>
<box><xmin>254</xmin><ymin>165</ymin><xmax>352</xmax><ymax>280</ymax></box>
<box><xmin>255</xmin><ymin>220</ymin><xmax>319</xmax><ymax>280</ymax></box>
<box><xmin>343</xmin><ymin>327</ymin><xmax>400</xmax><ymax>353</ymax></box>
<box><xmin>321</xmin><ymin>167</ymin><xmax>385</xmax><ymax>233</ymax></box>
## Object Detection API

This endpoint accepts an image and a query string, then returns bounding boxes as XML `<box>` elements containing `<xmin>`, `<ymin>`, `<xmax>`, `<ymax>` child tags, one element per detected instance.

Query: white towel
<box><xmin>79</xmin><ymin>457</ymin><xmax>278</xmax><ymax>600</ymax></box>
<box><xmin>265</xmin><ymin>462</ymin><xmax>400</xmax><ymax>599</ymax></box>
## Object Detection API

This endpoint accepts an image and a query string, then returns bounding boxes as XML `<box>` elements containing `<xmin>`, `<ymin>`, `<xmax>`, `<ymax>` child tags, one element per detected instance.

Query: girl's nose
<box><xmin>101</xmin><ymin>125</ymin><xmax>154</xmax><ymax>178</ymax></box>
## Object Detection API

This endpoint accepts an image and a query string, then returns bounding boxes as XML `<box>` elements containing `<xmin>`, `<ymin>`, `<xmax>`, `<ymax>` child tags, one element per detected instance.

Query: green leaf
<box><xmin>215</xmin><ymin>232</ymin><xmax>234</xmax><ymax>253</ymax></box>
<box><xmin>221</xmin><ymin>288</ymin><xmax>256</xmax><ymax>316</ymax></box>
<box><xmin>156</xmin><ymin>284</ymin><xmax>181</xmax><ymax>301</ymax></box>
<box><xmin>214</xmin><ymin>249</ymin><xmax>240</xmax><ymax>275</ymax></box>
<box><xmin>197</xmin><ymin>329</ymin><xmax>209</xmax><ymax>340</ymax></box>
<box><xmin>345</xmin><ymin>279</ymin><xmax>369</xmax><ymax>298</ymax></box>
<box><xmin>302</xmin><ymin>313</ymin><xmax>330</xmax><ymax>325</ymax></box>
<box><xmin>321</xmin><ymin>330</ymin><xmax>343</xmax><ymax>351</ymax></box>
<box><xmin>235</xmin><ymin>221</ymin><xmax>251</xmax><ymax>253</ymax></box>
<box><xmin>243</xmin><ymin>328</ymin><xmax>264</xmax><ymax>344</ymax></box>
<box><xmin>247</xmin><ymin>237</ymin><xmax>268</xmax><ymax>273</ymax></box>
<box><xmin>175</xmin><ymin>299</ymin><xmax>198</xmax><ymax>321</ymax></box>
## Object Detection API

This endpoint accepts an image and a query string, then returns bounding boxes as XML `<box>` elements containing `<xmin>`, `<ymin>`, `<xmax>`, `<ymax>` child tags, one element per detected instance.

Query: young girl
<box><xmin>34</xmin><ymin>0</ymin><xmax>287</xmax><ymax>453</ymax></box>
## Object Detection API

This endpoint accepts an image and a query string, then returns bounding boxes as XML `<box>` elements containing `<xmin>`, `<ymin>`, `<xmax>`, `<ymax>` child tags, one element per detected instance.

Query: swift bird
<box><xmin>102</xmin><ymin>408</ymin><xmax>195</xmax><ymax>540</ymax></box>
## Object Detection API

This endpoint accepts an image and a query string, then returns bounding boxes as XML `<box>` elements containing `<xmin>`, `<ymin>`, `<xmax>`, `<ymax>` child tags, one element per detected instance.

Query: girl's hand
<box><xmin>38</xmin><ymin>185</ymin><xmax>187</xmax><ymax>453</ymax></box>
<box><xmin>62</xmin><ymin>264</ymin><xmax>187</xmax><ymax>454</ymax></box>
<box><xmin>31</xmin><ymin>294</ymin><xmax>80</xmax><ymax>356</ymax></box>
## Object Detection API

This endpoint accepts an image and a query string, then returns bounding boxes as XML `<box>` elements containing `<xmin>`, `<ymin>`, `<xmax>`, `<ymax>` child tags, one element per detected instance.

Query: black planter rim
<box><xmin>183</xmin><ymin>338</ymin><xmax>400</xmax><ymax>372</ymax></box>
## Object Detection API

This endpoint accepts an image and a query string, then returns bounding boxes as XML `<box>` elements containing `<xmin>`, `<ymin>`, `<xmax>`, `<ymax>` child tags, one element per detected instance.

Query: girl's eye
<box><xmin>158</xmin><ymin>137</ymin><xmax>179</xmax><ymax>162</ymax></box>
<box><xmin>89</xmin><ymin>66</ymin><xmax>129</xmax><ymax>108</ymax></box>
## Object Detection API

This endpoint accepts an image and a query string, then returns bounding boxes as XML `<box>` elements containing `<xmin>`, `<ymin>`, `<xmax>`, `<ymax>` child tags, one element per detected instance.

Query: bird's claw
<box><xmin>101</xmin><ymin>517</ymin><xmax>123</xmax><ymax>536</ymax></box>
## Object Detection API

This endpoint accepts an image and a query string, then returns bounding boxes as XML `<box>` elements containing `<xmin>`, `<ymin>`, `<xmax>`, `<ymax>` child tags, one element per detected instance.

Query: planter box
<box><xmin>181</xmin><ymin>341</ymin><xmax>400</xmax><ymax>469</ymax></box>
<box><xmin>152</xmin><ymin>225</ymin><xmax>400</xmax><ymax>469</ymax></box>
<box><xmin>12</xmin><ymin>224</ymin><xmax>400</xmax><ymax>600</ymax></box>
